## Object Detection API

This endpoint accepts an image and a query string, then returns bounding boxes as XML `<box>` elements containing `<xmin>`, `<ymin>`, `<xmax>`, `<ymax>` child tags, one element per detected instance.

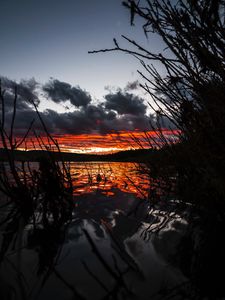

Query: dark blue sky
<box><xmin>0</xmin><ymin>0</ymin><xmax>164</xmax><ymax>105</ymax></box>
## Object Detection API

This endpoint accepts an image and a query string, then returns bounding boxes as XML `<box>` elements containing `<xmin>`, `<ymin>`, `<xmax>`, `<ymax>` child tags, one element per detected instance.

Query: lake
<box><xmin>70</xmin><ymin>162</ymin><xmax>150</xmax><ymax>198</ymax></box>
<box><xmin>0</xmin><ymin>161</ymin><xmax>190</xmax><ymax>300</ymax></box>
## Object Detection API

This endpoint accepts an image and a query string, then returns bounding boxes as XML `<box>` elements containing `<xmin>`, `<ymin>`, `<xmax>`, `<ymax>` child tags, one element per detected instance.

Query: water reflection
<box><xmin>5</xmin><ymin>161</ymin><xmax>150</xmax><ymax>198</ymax></box>
<box><xmin>70</xmin><ymin>162</ymin><xmax>150</xmax><ymax>198</ymax></box>
<box><xmin>0</xmin><ymin>161</ymin><xmax>191</xmax><ymax>300</ymax></box>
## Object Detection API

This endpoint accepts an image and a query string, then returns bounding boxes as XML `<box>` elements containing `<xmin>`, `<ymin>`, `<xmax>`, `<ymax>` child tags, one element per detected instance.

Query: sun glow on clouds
<box><xmin>17</xmin><ymin>130</ymin><xmax>180</xmax><ymax>154</ymax></box>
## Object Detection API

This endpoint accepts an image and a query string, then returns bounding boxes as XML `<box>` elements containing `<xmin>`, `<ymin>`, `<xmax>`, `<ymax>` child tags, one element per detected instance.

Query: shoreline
<box><xmin>0</xmin><ymin>148</ymin><xmax>155</xmax><ymax>163</ymax></box>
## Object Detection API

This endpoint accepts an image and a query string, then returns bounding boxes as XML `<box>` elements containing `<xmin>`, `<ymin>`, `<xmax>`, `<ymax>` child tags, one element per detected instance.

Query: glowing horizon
<box><xmin>15</xmin><ymin>129</ymin><xmax>180</xmax><ymax>154</ymax></box>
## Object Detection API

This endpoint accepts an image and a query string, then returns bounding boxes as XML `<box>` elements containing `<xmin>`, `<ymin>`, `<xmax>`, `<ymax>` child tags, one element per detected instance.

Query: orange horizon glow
<box><xmin>13</xmin><ymin>129</ymin><xmax>180</xmax><ymax>154</ymax></box>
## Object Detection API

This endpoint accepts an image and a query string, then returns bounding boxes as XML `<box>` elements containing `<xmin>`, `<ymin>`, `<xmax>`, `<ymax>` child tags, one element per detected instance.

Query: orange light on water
<box><xmin>70</xmin><ymin>162</ymin><xmax>150</xmax><ymax>199</ymax></box>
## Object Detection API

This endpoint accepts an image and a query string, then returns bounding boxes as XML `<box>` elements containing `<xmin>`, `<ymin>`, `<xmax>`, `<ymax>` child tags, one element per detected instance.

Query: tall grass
<box><xmin>0</xmin><ymin>83</ymin><xmax>73</xmax><ymax>263</ymax></box>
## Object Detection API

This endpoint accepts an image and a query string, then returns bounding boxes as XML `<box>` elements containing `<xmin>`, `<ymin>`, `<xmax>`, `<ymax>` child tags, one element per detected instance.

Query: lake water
<box><xmin>70</xmin><ymin>162</ymin><xmax>150</xmax><ymax>198</ymax></box>
<box><xmin>0</xmin><ymin>162</ymin><xmax>190</xmax><ymax>300</ymax></box>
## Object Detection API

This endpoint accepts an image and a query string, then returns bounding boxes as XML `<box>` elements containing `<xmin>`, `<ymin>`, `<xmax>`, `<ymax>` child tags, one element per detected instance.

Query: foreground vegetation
<box><xmin>90</xmin><ymin>0</ymin><xmax>225</xmax><ymax>297</ymax></box>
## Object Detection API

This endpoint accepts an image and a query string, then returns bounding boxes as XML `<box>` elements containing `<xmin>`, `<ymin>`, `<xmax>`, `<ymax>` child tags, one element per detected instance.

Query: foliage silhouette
<box><xmin>0</xmin><ymin>82</ymin><xmax>76</xmax><ymax>299</ymax></box>
<box><xmin>90</xmin><ymin>0</ymin><xmax>225</xmax><ymax>298</ymax></box>
<box><xmin>90</xmin><ymin>0</ymin><xmax>225</xmax><ymax>209</ymax></box>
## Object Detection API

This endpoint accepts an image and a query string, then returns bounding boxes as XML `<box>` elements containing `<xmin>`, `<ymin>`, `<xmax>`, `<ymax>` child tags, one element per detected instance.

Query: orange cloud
<box><xmin>15</xmin><ymin>129</ymin><xmax>180</xmax><ymax>154</ymax></box>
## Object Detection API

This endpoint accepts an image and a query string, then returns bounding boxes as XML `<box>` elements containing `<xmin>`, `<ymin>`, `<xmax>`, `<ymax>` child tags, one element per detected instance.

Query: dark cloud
<box><xmin>43</xmin><ymin>79</ymin><xmax>91</xmax><ymax>107</ymax></box>
<box><xmin>1</xmin><ymin>76</ymin><xmax>176</xmax><ymax>138</ymax></box>
<box><xmin>3</xmin><ymin>104</ymin><xmax>151</xmax><ymax>137</ymax></box>
<box><xmin>104</xmin><ymin>91</ymin><xmax>147</xmax><ymax>115</ymax></box>
<box><xmin>40</xmin><ymin>106</ymin><xmax>150</xmax><ymax>135</ymax></box>
<box><xmin>0</xmin><ymin>76</ymin><xmax>39</xmax><ymax>112</ymax></box>
<box><xmin>124</xmin><ymin>80</ymin><xmax>139</xmax><ymax>91</ymax></box>
<box><xmin>44</xmin><ymin>105</ymin><xmax>118</xmax><ymax>135</ymax></box>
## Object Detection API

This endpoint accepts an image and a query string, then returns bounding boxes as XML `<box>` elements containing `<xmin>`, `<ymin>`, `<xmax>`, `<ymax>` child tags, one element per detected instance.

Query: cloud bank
<box><xmin>0</xmin><ymin>76</ymin><xmax>173</xmax><ymax>137</ymax></box>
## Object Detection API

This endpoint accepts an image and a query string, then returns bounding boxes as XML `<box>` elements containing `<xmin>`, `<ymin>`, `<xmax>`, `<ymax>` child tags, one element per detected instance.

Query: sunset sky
<box><xmin>0</xmin><ymin>0</ymin><xmax>172</xmax><ymax>153</ymax></box>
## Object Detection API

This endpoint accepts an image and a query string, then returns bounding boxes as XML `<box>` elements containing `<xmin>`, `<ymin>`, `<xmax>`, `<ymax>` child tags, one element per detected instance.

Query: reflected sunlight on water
<box><xmin>1</xmin><ymin>161</ymin><xmax>150</xmax><ymax>199</ymax></box>
<box><xmin>70</xmin><ymin>162</ymin><xmax>150</xmax><ymax>199</ymax></box>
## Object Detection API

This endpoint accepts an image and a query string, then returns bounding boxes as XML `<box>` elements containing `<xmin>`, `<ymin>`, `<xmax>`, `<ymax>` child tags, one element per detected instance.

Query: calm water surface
<box><xmin>0</xmin><ymin>162</ymin><xmax>188</xmax><ymax>300</ymax></box>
